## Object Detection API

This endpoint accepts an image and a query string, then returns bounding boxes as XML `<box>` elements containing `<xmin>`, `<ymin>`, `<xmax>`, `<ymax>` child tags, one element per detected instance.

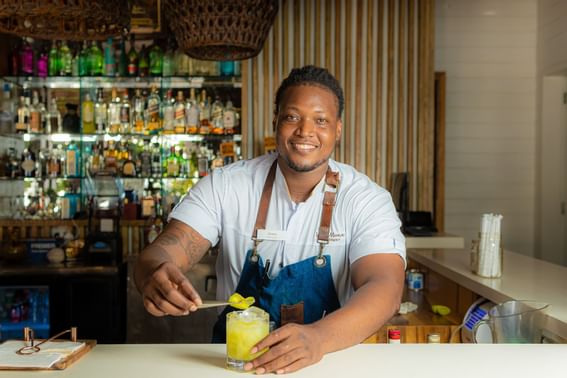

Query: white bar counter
<box><xmin>1</xmin><ymin>343</ymin><xmax>566</xmax><ymax>377</ymax></box>
<box><xmin>408</xmin><ymin>248</ymin><xmax>567</xmax><ymax>341</ymax></box>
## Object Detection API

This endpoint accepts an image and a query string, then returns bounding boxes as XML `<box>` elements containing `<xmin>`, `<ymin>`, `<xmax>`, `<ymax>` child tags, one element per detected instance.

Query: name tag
<box><xmin>257</xmin><ymin>229</ymin><xmax>287</xmax><ymax>241</ymax></box>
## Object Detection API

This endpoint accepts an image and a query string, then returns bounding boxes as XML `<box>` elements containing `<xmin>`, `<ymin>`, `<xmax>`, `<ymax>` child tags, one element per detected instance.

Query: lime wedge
<box><xmin>431</xmin><ymin>304</ymin><xmax>451</xmax><ymax>316</ymax></box>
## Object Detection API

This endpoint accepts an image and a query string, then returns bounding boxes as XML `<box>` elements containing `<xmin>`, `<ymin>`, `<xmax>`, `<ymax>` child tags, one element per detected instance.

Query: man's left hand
<box><xmin>244</xmin><ymin>323</ymin><xmax>325</xmax><ymax>374</ymax></box>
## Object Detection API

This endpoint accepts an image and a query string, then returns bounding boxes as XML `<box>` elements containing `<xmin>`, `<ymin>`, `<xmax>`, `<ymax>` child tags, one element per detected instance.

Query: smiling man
<box><xmin>134</xmin><ymin>65</ymin><xmax>406</xmax><ymax>374</ymax></box>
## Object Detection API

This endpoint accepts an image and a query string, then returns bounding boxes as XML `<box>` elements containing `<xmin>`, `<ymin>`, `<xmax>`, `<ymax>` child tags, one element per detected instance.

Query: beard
<box><xmin>279</xmin><ymin>153</ymin><xmax>329</xmax><ymax>172</ymax></box>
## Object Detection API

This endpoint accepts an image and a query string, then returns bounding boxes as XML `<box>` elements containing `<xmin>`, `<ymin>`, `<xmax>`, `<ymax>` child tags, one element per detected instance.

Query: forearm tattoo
<box><xmin>152</xmin><ymin>221</ymin><xmax>210</xmax><ymax>270</ymax></box>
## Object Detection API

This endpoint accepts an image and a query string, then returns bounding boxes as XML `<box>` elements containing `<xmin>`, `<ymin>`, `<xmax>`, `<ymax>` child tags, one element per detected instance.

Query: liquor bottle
<box><xmin>65</xmin><ymin>142</ymin><xmax>80</xmax><ymax>177</ymax></box>
<box><xmin>127</xmin><ymin>35</ymin><xmax>138</xmax><ymax>77</ymax></box>
<box><xmin>120</xmin><ymin>90</ymin><xmax>131</xmax><ymax>133</ymax></box>
<box><xmin>20</xmin><ymin>38</ymin><xmax>34</xmax><ymax>76</ymax></box>
<box><xmin>37</xmin><ymin>50</ymin><xmax>48</xmax><ymax>78</ymax></box>
<box><xmin>162</xmin><ymin>47</ymin><xmax>175</xmax><ymax>77</ymax></box>
<box><xmin>149</xmin><ymin>43</ymin><xmax>163</xmax><ymax>76</ymax></box>
<box><xmin>47</xmin><ymin>149</ymin><xmax>61</xmax><ymax>178</ymax></box>
<box><xmin>38</xmin><ymin>89</ymin><xmax>48</xmax><ymax>132</ymax></box>
<box><xmin>223</xmin><ymin>98</ymin><xmax>237</xmax><ymax>135</ymax></box>
<box><xmin>174</xmin><ymin>91</ymin><xmax>186</xmax><ymax>134</ymax></box>
<box><xmin>197</xmin><ymin>146</ymin><xmax>209</xmax><ymax>177</ymax></box>
<box><xmin>174</xmin><ymin>50</ymin><xmax>190</xmax><ymax>76</ymax></box>
<box><xmin>21</xmin><ymin>148</ymin><xmax>36</xmax><ymax>177</ymax></box>
<box><xmin>220</xmin><ymin>61</ymin><xmax>235</xmax><ymax>76</ymax></box>
<box><xmin>108</xmin><ymin>88</ymin><xmax>121</xmax><ymax>134</ymax></box>
<box><xmin>15</xmin><ymin>96</ymin><xmax>30</xmax><ymax>133</ymax></box>
<box><xmin>146</xmin><ymin>85</ymin><xmax>161</xmax><ymax>134</ymax></box>
<box><xmin>48</xmin><ymin>98</ymin><xmax>62</xmax><ymax>133</ymax></box>
<box><xmin>78</xmin><ymin>41</ymin><xmax>90</xmax><ymax>77</ymax></box>
<box><xmin>48</xmin><ymin>41</ymin><xmax>60</xmax><ymax>77</ymax></box>
<box><xmin>138</xmin><ymin>45</ymin><xmax>149</xmax><ymax>77</ymax></box>
<box><xmin>140</xmin><ymin>141</ymin><xmax>152</xmax><ymax>177</ymax></box>
<box><xmin>89</xmin><ymin>142</ymin><xmax>102</xmax><ymax>176</ymax></box>
<box><xmin>210</xmin><ymin>96</ymin><xmax>224</xmax><ymax>135</ymax></box>
<box><xmin>141</xmin><ymin>190</ymin><xmax>156</xmax><ymax>218</ymax></box>
<box><xmin>94</xmin><ymin>88</ymin><xmax>107</xmax><ymax>133</ymax></box>
<box><xmin>161</xmin><ymin>89</ymin><xmax>174</xmax><ymax>134</ymax></box>
<box><xmin>185</xmin><ymin>88</ymin><xmax>199</xmax><ymax>134</ymax></box>
<box><xmin>104</xmin><ymin>37</ymin><xmax>116</xmax><ymax>77</ymax></box>
<box><xmin>8</xmin><ymin>147</ymin><xmax>20</xmax><ymax>178</ymax></box>
<box><xmin>122</xmin><ymin>148</ymin><xmax>137</xmax><ymax>177</ymax></box>
<box><xmin>82</xmin><ymin>92</ymin><xmax>95</xmax><ymax>133</ymax></box>
<box><xmin>29</xmin><ymin>91</ymin><xmax>42</xmax><ymax>133</ymax></box>
<box><xmin>104</xmin><ymin>140</ymin><xmax>118</xmax><ymax>174</ymax></box>
<box><xmin>71</xmin><ymin>52</ymin><xmax>79</xmax><ymax>77</ymax></box>
<box><xmin>165</xmin><ymin>146</ymin><xmax>180</xmax><ymax>177</ymax></box>
<box><xmin>151</xmin><ymin>143</ymin><xmax>162</xmax><ymax>177</ymax></box>
<box><xmin>59</xmin><ymin>40</ymin><xmax>73</xmax><ymax>76</ymax></box>
<box><xmin>0</xmin><ymin>83</ymin><xmax>14</xmax><ymax>134</ymax></box>
<box><xmin>117</xmin><ymin>38</ymin><xmax>128</xmax><ymax>77</ymax></box>
<box><xmin>131</xmin><ymin>89</ymin><xmax>145</xmax><ymax>134</ymax></box>
<box><xmin>89</xmin><ymin>41</ymin><xmax>104</xmax><ymax>76</ymax></box>
<box><xmin>198</xmin><ymin>90</ymin><xmax>211</xmax><ymax>135</ymax></box>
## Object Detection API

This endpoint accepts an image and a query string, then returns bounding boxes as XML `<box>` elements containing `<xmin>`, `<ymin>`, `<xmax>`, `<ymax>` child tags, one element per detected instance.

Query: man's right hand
<box><xmin>134</xmin><ymin>219</ymin><xmax>211</xmax><ymax>317</ymax></box>
<box><xmin>140</xmin><ymin>261</ymin><xmax>203</xmax><ymax>316</ymax></box>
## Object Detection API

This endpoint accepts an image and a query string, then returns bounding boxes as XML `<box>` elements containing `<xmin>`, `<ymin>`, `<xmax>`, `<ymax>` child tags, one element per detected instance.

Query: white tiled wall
<box><xmin>435</xmin><ymin>0</ymin><xmax>538</xmax><ymax>256</ymax></box>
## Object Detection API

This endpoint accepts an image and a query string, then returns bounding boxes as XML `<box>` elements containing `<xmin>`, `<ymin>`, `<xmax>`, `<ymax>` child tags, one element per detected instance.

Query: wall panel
<box><xmin>241</xmin><ymin>0</ymin><xmax>435</xmax><ymax>211</ymax></box>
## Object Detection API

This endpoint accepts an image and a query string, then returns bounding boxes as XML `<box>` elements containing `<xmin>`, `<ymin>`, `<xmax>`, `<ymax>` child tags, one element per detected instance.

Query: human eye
<box><xmin>282</xmin><ymin>113</ymin><xmax>299</xmax><ymax>122</ymax></box>
<box><xmin>316</xmin><ymin>117</ymin><xmax>329</xmax><ymax>126</ymax></box>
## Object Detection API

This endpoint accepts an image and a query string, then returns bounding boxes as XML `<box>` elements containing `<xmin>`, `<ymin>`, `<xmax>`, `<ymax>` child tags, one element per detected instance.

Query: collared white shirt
<box><xmin>170</xmin><ymin>153</ymin><xmax>406</xmax><ymax>305</ymax></box>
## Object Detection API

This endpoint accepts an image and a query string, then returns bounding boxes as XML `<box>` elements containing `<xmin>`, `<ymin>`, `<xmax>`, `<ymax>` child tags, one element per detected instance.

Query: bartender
<box><xmin>134</xmin><ymin>65</ymin><xmax>406</xmax><ymax>374</ymax></box>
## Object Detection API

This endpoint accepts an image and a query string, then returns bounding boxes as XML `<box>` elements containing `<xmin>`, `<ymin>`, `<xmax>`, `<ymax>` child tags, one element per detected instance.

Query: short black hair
<box><xmin>274</xmin><ymin>65</ymin><xmax>344</xmax><ymax>117</ymax></box>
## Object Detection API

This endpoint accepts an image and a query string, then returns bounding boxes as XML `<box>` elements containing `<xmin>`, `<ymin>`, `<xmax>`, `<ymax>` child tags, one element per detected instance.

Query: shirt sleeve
<box><xmin>347</xmin><ymin>184</ymin><xmax>407</xmax><ymax>268</ymax></box>
<box><xmin>168</xmin><ymin>169</ymin><xmax>225</xmax><ymax>246</ymax></box>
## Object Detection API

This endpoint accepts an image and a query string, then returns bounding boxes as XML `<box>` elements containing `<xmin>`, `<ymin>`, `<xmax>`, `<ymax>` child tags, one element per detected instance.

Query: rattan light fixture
<box><xmin>0</xmin><ymin>0</ymin><xmax>130</xmax><ymax>40</ymax></box>
<box><xmin>165</xmin><ymin>0</ymin><xmax>279</xmax><ymax>61</ymax></box>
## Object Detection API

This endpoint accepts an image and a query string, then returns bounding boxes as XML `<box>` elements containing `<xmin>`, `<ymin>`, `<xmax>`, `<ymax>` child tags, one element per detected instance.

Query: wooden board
<box><xmin>0</xmin><ymin>339</ymin><xmax>96</xmax><ymax>371</ymax></box>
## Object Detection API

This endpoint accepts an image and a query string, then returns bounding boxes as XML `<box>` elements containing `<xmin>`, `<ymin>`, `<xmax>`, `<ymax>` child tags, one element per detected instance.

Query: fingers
<box><xmin>251</xmin><ymin>349</ymin><xmax>304</xmax><ymax>374</ymax></box>
<box><xmin>142</xmin><ymin>262</ymin><xmax>202</xmax><ymax>316</ymax></box>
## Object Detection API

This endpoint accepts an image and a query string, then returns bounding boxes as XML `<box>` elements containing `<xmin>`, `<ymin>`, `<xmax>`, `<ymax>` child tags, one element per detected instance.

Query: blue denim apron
<box><xmin>212</xmin><ymin>161</ymin><xmax>341</xmax><ymax>343</ymax></box>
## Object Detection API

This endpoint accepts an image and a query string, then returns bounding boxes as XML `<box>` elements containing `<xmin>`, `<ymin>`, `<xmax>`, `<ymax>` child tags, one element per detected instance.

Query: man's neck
<box><xmin>277</xmin><ymin>156</ymin><xmax>328</xmax><ymax>203</ymax></box>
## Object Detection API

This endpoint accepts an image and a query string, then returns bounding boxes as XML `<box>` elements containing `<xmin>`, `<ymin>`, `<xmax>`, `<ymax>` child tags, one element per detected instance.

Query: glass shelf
<box><xmin>2</xmin><ymin>76</ymin><xmax>242</xmax><ymax>89</ymax></box>
<box><xmin>1</xmin><ymin>133</ymin><xmax>241</xmax><ymax>143</ymax></box>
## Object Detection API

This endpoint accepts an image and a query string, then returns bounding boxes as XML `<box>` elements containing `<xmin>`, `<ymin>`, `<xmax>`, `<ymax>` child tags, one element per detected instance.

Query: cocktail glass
<box><xmin>226</xmin><ymin>306</ymin><xmax>269</xmax><ymax>371</ymax></box>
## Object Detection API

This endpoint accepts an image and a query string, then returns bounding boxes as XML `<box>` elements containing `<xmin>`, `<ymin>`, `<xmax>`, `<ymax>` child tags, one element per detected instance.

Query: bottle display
<box><xmin>0</xmin><ymin>36</ymin><xmax>242</xmax><ymax>224</ymax></box>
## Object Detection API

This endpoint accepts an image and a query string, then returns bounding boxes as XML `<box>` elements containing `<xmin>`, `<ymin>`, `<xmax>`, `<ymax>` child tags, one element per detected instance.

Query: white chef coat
<box><xmin>169</xmin><ymin>153</ymin><xmax>406</xmax><ymax>305</ymax></box>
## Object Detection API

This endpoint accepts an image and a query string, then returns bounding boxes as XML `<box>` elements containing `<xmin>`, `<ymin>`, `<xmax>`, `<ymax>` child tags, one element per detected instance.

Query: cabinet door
<box><xmin>61</xmin><ymin>269</ymin><xmax>126</xmax><ymax>343</ymax></box>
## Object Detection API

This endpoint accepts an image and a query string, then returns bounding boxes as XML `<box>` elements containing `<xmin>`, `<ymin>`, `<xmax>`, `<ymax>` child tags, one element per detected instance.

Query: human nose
<box><xmin>295</xmin><ymin>118</ymin><xmax>316</xmax><ymax>136</ymax></box>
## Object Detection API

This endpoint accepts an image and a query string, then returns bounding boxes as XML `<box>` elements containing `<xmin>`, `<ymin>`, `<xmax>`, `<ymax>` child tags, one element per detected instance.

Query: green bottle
<box><xmin>127</xmin><ymin>34</ymin><xmax>138</xmax><ymax>77</ymax></box>
<box><xmin>162</xmin><ymin>47</ymin><xmax>175</xmax><ymax>77</ymax></box>
<box><xmin>78</xmin><ymin>41</ymin><xmax>90</xmax><ymax>77</ymax></box>
<box><xmin>138</xmin><ymin>44</ymin><xmax>149</xmax><ymax>77</ymax></box>
<box><xmin>89</xmin><ymin>41</ymin><xmax>103</xmax><ymax>76</ymax></box>
<box><xmin>48</xmin><ymin>41</ymin><xmax>60</xmax><ymax>77</ymax></box>
<box><xmin>149</xmin><ymin>44</ymin><xmax>163</xmax><ymax>77</ymax></box>
<box><xmin>59</xmin><ymin>40</ymin><xmax>72</xmax><ymax>76</ymax></box>
<box><xmin>118</xmin><ymin>38</ymin><xmax>128</xmax><ymax>77</ymax></box>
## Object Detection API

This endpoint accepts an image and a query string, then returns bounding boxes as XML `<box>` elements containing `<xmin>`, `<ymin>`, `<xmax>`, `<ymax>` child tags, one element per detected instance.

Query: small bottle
<box><xmin>145</xmin><ymin>86</ymin><xmax>161</xmax><ymax>134</ymax></box>
<box><xmin>78</xmin><ymin>41</ymin><xmax>90</xmax><ymax>77</ymax></box>
<box><xmin>48</xmin><ymin>41</ymin><xmax>60</xmax><ymax>77</ymax></box>
<box><xmin>388</xmin><ymin>329</ymin><xmax>401</xmax><ymax>344</ymax></box>
<box><xmin>161</xmin><ymin>90</ymin><xmax>174</xmax><ymax>133</ymax></box>
<box><xmin>82</xmin><ymin>92</ymin><xmax>95</xmax><ymax>133</ymax></box>
<box><xmin>427</xmin><ymin>333</ymin><xmax>441</xmax><ymax>344</ymax></box>
<box><xmin>59</xmin><ymin>40</ymin><xmax>73</xmax><ymax>76</ymax></box>
<box><xmin>94</xmin><ymin>88</ymin><xmax>107</xmax><ymax>133</ymax></box>
<box><xmin>185</xmin><ymin>88</ymin><xmax>199</xmax><ymax>134</ymax></box>
<box><xmin>48</xmin><ymin>98</ymin><xmax>62</xmax><ymax>133</ymax></box>
<box><xmin>104</xmin><ymin>37</ymin><xmax>116</xmax><ymax>77</ymax></box>
<box><xmin>173</xmin><ymin>91</ymin><xmax>186</xmax><ymax>134</ymax></box>
<box><xmin>127</xmin><ymin>35</ymin><xmax>138</xmax><ymax>77</ymax></box>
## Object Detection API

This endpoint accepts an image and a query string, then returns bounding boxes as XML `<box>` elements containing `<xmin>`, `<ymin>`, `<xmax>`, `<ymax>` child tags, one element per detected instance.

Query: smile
<box><xmin>291</xmin><ymin>143</ymin><xmax>318</xmax><ymax>151</ymax></box>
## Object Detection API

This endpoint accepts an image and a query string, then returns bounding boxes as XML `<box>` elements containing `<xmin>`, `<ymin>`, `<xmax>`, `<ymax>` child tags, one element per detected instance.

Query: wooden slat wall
<box><xmin>241</xmin><ymin>0</ymin><xmax>436</xmax><ymax>211</ymax></box>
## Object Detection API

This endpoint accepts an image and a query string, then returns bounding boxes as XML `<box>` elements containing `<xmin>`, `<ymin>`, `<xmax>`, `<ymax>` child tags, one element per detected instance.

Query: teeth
<box><xmin>293</xmin><ymin>143</ymin><xmax>316</xmax><ymax>150</ymax></box>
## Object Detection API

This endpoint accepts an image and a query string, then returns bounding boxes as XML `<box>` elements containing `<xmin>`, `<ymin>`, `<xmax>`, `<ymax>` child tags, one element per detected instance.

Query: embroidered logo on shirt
<box><xmin>329</xmin><ymin>232</ymin><xmax>345</xmax><ymax>242</ymax></box>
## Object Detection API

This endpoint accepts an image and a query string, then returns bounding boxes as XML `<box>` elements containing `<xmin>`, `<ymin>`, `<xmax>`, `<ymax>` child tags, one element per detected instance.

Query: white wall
<box><xmin>536</xmin><ymin>0</ymin><xmax>567</xmax><ymax>266</ymax></box>
<box><xmin>435</xmin><ymin>0</ymin><xmax>538</xmax><ymax>256</ymax></box>
<box><xmin>538</xmin><ymin>0</ymin><xmax>567</xmax><ymax>76</ymax></box>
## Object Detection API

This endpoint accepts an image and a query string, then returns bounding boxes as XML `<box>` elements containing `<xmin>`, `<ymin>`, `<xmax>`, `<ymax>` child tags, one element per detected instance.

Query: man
<box><xmin>135</xmin><ymin>65</ymin><xmax>405</xmax><ymax>374</ymax></box>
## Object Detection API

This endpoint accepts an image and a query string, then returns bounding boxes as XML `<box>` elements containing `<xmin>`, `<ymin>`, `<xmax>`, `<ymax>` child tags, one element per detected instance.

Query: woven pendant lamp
<box><xmin>0</xmin><ymin>0</ymin><xmax>130</xmax><ymax>40</ymax></box>
<box><xmin>164</xmin><ymin>0</ymin><xmax>279</xmax><ymax>61</ymax></box>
